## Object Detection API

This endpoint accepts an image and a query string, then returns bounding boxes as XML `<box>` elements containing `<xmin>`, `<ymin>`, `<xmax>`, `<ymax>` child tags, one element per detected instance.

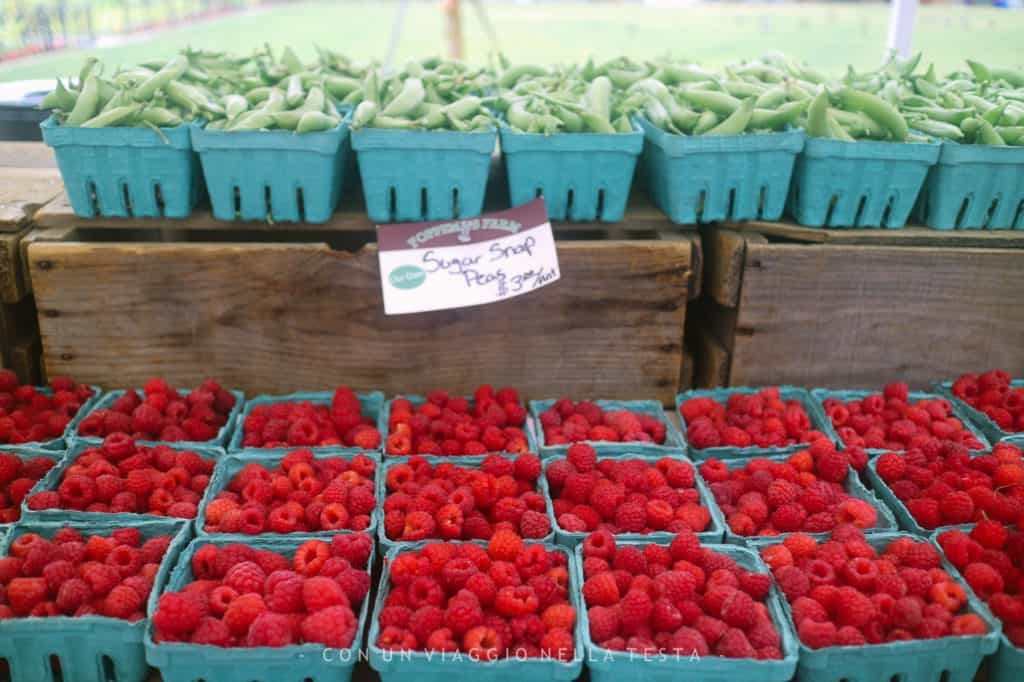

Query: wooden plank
<box><xmin>727</xmin><ymin>219</ymin><xmax>1024</xmax><ymax>248</ymax></box>
<box><xmin>657</xmin><ymin>230</ymin><xmax>702</xmax><ymax>301</ymax></box>
<box><xmin>693</xmin><ymin>326</ymin><xmax>731</xmax><ymax>389</ymax></box>
<box><xmin>29</xmin><ymin>238</ymin><xmax>691</xmax><ymax>402</ymax></box>
<box><xmin>0</xmin><ymin>168</ymin><xmax>63</xmax><ymax>232</ymax></box>
<box><xmin>0</xmin><ymin>142</ymin><xmax>55</xmax><ymax>169</ymax></box>
<box><xmin>679</xmin><ymin>345</ymin><xmax>695</xmax><ymax>391</ymax></box>
<box><xmin>701</xmin><ymin>228</ymin><xmax>766</xmax><ymax>308</ymax></box>
<box><xmin>0</xmin><ymin>227</ymin><xmax>31</xmax><ymax>303</ymax></box>
<box><xmin>730</xmin><ymin>242</ymin><xmax>1024</xmax><ymax>389</ymax></box>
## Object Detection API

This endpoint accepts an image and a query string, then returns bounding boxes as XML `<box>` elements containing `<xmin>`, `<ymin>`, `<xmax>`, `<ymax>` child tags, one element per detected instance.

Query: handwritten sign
<box><xmin>377</xmin><ymin>198</ymin><xmax>561</xmax><ymax>315</ymax></box>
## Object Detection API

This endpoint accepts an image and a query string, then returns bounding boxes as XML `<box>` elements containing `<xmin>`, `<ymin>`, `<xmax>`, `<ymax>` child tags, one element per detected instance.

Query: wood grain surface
<box><xmin>0</xmin><ymin>167</ymin><xmax>63</xmax><ymax>232</ymax></box>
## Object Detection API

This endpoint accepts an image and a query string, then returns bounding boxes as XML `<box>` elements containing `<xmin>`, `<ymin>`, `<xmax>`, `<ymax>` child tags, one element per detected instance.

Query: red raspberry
<box><xmin>798</xmin><ymin>619</ymin><xmax>837</xmax><ymax>649</ymax></box>
<box><xmin>444</xmin><ymin>596</ymin><xmax>485</xmax><ymax>636</ymax></box>
<box><xmin>566</xmin><ymin>444</ymin><xmax>597</xmax><ymax>473</ymax></box>
<box><xmin>223</xmin><ymin>593</ymin><xmax>267</xmax><ymax>636</ymax></box>
<box><xmin>941</xmin><ymin>491</ymin><xmax>975</xmax><ymax>525</ymax></box>
<box><xmin>716</xmin><ymin>628</ymin><xmax>756</xmax><ymax>658</ymax></box>
<box><xmin>970</xmin><ymin>520</ymin><xmax>1008</xmax><ymax>551</ymax></box>
<box><xmin>619</xmin><ymin>589</ymin><xmax>653</xmax><ymax>635</ymax></box>
<box><xmin>582</xmin><ymin>573</ymin><xmax>620</xmax><ymax>607</ymax></box>
<box><xmin>153</xmin><ymin>592</ymin><xmax>203</xmax><ymax>636</ymax></box>
<box><xmin>223</xmin><ymin>561</ymin><xmax>266</xmax><ymax>594</ymax></box>
<box><xmin>103</xmin><ymin>584</ymin><xmax>144</xmax><ymax>619</ymax></box>
<box><xmin>302</xmin><ymin>605</ymin><xmax>358</xmax><ymax>648</ymax></box>
<box><xmin>487</xmin><ymin>529</ymin><xmax>525</xmax><ymax>561</ymax></box>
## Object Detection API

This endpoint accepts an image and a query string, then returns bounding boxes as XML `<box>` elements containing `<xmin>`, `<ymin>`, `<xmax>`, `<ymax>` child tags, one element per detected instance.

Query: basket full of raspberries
<box><xmin>762</xmin><ymin>529</ymin><xmax>999</xmax><ymax>682</ymax></box>
<box><xmin>368</xmin><ymin>532</ymin><xmax>584</xmax><ymax>681</ymax></box>
<box><xmin>384</xmin><ymin>386</ymin><xmax>533</xmax><ymax>457</ymax></box>
<box><xmin>577</xmin><ymin>529</ymin><xmax>798</xmax><ymax>682</ymax></box>
<box><xmin>937</xmin><ymin>369</ymin><xmax>1024</xmax><ymax>443</ymax></box>
<box><xmin>77</xmin><ymin>377</ymin><xmax>242</xmax><ymax>449</ymax></box>
<box><xmin>0</xmin><ymin>519</ymin><xmax>191</xmax><ymax>682</ymax></box>
<box><xmin>0</xmin><ymin>448</ymin><xmax>61</xmax><ymax>525</ymax></box>
<box><xmin>677</xmin><ymin>386</ymin><xmax>832</xmax><ymax>459</ymax></box>
<box><xmin>198</xmin><ymin>448</ymin><xmax>378</xmax><ymax>537</ymax></box>
<box><xmin>147</xmin><ymin>533</ymin><xmax>373</xmax><ymax>682</ymax></box>
<box><xmin>0</xmin><ymin>370</ymin><xmax>100</xmax><ymax>449</ymax></box>
<box><xmin>231</xmin><ymin>388</ymin><xmax>384</xmax><ymax>455</ymax></box>
<box><xmin>531</xmin><ymin>398</ymin><xmax>684</xmax><ymax>458</ymax></box>
<box><xmin>814</xmin><ymin>383</ymin><xmax>989</xmax><ymax>455</ymax></box>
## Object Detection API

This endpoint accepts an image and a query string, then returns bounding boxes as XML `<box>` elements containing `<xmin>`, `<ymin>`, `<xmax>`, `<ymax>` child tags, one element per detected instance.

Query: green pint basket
<box><xmin>933</xmin><ymin>379</ymin><xmax>1024</xmax><ymax>444</ymax></box>
<box><xmin>529</xmin><ymin>398</ymin><xmax>685</xmax><ymax>459</ymax></box>
<box><xmin>499</xmin><ymin>122</ymin><xmax>643</xmax><ymax>222</ymax></box>
<box><xmin>41</xmin><ymin>116</ymin><xmax>202</xmax><ymax>219</ymax></box>
<box><xmin>914</xmin><ymin>143</ymin><xmax>1024</xmax><ymax>230</ymax></box>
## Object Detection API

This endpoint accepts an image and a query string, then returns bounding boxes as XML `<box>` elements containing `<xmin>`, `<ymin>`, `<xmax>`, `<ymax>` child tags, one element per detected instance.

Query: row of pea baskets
<box><xmin>42</xmin><ymin>108</ymin><xmax>1024</xmax><ymax>230</ymax></box>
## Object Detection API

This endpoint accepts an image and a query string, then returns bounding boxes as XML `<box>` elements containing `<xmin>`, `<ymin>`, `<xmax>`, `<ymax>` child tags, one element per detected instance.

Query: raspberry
<box><xmin>103</xmin><ymin>584</ymin><xmax>144</xmax><ymax>619</ymax></box>
<box><xmin>875</xmin><ymin>453</ymin><xmax>907</xmax><ymax>482</ymax></box>
<box><xmin>582</xmin><ymin>573</ymin><xmax>620</xmax><ymax>607</ymax></box>
<box><xmin>519</xmin><ymin>510</ymin><xmax>551</xmax><ymax>539</ymax></box>
<box><xmin>488</xmin><ymin>529</ymin><xmax>525</xmax><ymax>561</ymax></box>
<box><xmin>293</xmin><ymin>540</ymin><xmax>330</xmax><ymax>576</ymax></box>
<box><xmin>653</xmin><ymin>570</ymin><xmax>696</xmax><ymax>602</ymax></box>
<box><xmin>587</xmin><ymin>604</ymin><xmax>620</xmax><ymax>642</ymax></box>
<box><xmin>619</xmin><ymin>589</ymin><xmax>653</xmax><ymax>635</ymax></box>
<box><xmin>539</xmin><ymin>627</ymin><xmax>575</xmax><ymax>661</ymax></box>
<box><xmin>774</xmin><ymin>566</ymin><xmax>810</xmax><ymax>601</ymax></box>
<box><xmin>153</xmin><ymin>592</ymin><xmax>203</xmax><ymax>636</ymax></box>
<box><xmin>941</xmin><ymin>491</ymin><xmax>975</xmax><ymax>525</ymax></box>
<box><xmin>716</xmin><ymin>628</ymin><xmax>756</xmax><ymax>658</ymax></box>
<box><xmin>445</xmin><ymin>597</ymin><xmax>485</xmax><ymax>636</ymax></box>
<box><xmin>223</xmin><ymin>561</ymin><xmax>266</xmax><ymax>594</ymax></box>
<box><xmin>798</xmin><ymin>619</ymin><xmax>837</xmax><ymax>649</ymax></box>
<box><xmin>223</xmin><ymin>593</ymin><xmax>267</xmax><ymax>636</ymax></box>
<box><xmin>970</xmin><ymin>520</ymin><xmax>1009</xmax><ymax>551</ymax></box>
<box><xmin>567</xmin><ymin>444</ymin><xmax>597</xmax><ymax>473</ymax></box>
<box><xmin>245</xmin><ymin>612</ymin><xmax>295</xmax><ymax>647</ymax></box>
<box><xmin>302</xmin><ymin>605</ymin><xmax>358</xmax><ymax>648</ymax></box>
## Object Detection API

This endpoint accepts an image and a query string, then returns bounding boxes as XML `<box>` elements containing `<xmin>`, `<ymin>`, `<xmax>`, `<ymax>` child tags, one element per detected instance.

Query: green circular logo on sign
<box><xmin>389</xmin><ymin>265</ymin><xmax>427</xmax><ymax>290</ymax></box>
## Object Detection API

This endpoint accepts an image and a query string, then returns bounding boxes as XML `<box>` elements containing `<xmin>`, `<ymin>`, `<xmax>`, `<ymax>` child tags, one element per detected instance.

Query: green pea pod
<box><xmin>982</xmin><ymin>102</ymin><xmax>1007</xmax><ymax>126</ymax></box>
<box><xmin>995</xmin><ymin>126</ymin><xmax>1024</xmax><ymax>144</ymax></box>
<box><xmin>587</xmin><ymin>76</ymin><xmax>612</xmax><ymax>123</ymax></box>
<box><xmin>227</xmin><ymin>111</ymin><xmax>275</xmax><ymax>131</ymax></box>
<box><xmin>467</xmin><ymin>114</ymin><xmax>492</xmax><ymax>132</ymax></box>
<box><xmin>825</xmin><ymin>111</ymin><xmax>855</xmax><ymax>141</ymax></box>
<box><xmin>296</xmin><ymin>111</ymin><xmax>338</xmax><ymax>133</ymax></box>
<box><xmin>281</xmin><ymin>46</ymin><xmax>304</xmax><ymax>75</ymax></box>
<box><xmin>909</xmin><ymin>118</ymin><xmax>964</xmax><ymax>140</ymax></box>
<box><xmin>923</xmin><ymin>63</ymin><xmax>938</xmax><ymax>85</ymax></box>
<box><xmin>113</xmin><ymin>67</ymin><xmax>155</xmax><ymax>88</ymax></box>
<box><xmin>749</xmin><ymin>99</ymin><xmax>808</xmax><ymax>130</ymax></box>
<box><xmin>692</xmin><ymin>110</ymin><xmax>719</xmax><ymax>135</ymax></box>
<box><xmin>614</xmin><ymin>115</ymin><xmax>633</xmax><ymax>133</ymax></box>
<box><xmin>754</xmin><ymin>86</ymin><xmax>787</xmax><ymax>109</ymax></box>
<box><xmin>901</xmin><ymin>106</ymin><xmax>973</xmax><ymax>125</ymax></box>
<box><xmin>806</xmin><ymin>90</ymin><xmax>830</xmax><ymax>138</ymax></box>
<box><xmin>245</xmin><ymin>87</ymin><xmax>273</xmax><ymax>105</ymax></box>
<box><xmin>666</xmin><ymin>99</ymin><xmax>700</xmax><ymax>132</ymax></box>
<box><xmin>840</xmin><ymin>88</ymin><xmax>908</xmax><ymax>141</ymax></box>
<box><xmin>442</xmin><ymin>96</ymin><xmax>480</xmax><ymax>121</ymax></box>
<box><xmin>989</xmin><ymin>66</ymin><xmax>1024</xmax><ymax>88</ymax></box>
<box><xmin>65</xmin><ymin>75</ymin><xmax>99</xmax><ymax>126</ymax></box>
<box><xmin>786</xmin><ymin>80</ymin><xmax>814</xmax><ymax>101</ymax></box>
<box><xmin>913</xmin><ymin>78</ymin><xmax>939</xmax><ymax>100</ymax></box>
<box><xmin>580</xmin><ymin>111</ymin><xmax>616</xmax><ymax>134</ymax></box>
<box><xmin>142</xmin><ymin>107</ymin><xmax>184</xmax><ymax>128</ymax></box>
<box><xmin>977</xmin><ymin>119</ymin><xmax>1006</xmax><ymax>146</ymax></box>
<box><xmin>257</xmin><ymin>89</ymin><xmax>284</xmax><ymax>114</ymax></box>
<box><xmin>940</xmin><ymin>91</ymin><xmax>964</xmax><ymax>109</ymax></box>
<box><xmin>133</xmin><ymin>55</ymin><xmax>188</xmax><ymax>102</ymax></box>
<box><xmin>298</xmin><ymin>86</ymin><xmax>326</xmax><ymax>114</ymax></box>
<box><xmin>498</xmin><ymin>64</ymin><xmax>548</xmax><ymax>89</ymax></box>
<box><xmin>643</xmin><ymin>98</ymin><xmax>672</xmax><ymax>130</ymax></box>
<box><xmin>372</xmin><ymin>115</ymin><xmax>416</xmax><ymax>130</ymax></box>
<box><xmin>549</xmin><ymin>106</ymin><xmax>580</xmax><ymax>133</ymax></box>
<box><xmin>206</xmin><ymin>119</ymin><xmax>226</xmax><ymax>130</ymax></box>
<box><xmin>341</xmin><ymin>87</ymin><xmax>363</xmax><ymax>106</ymax></box>
<box><xmin>416</xmin><ymin>104</ymin><xmax>446</xmax><ymax>129</ymax></box>
<box><xmin>352</xmin><ymin>100</ymin><xmax>377</xmax><ymax>128</ymax></box>
<box><xmin>100</xmin><ymin>90</ymin><xmax>128</xmax><ymax>113</ymax></box>
<box><xmin>722</xmin><ymin>80</ymin><xmax>767</xmax><ymax>98</ymax></box>
<box><xmin>963</xmin><ymin>93</ymin><xmax>997</xmax><ymax>115</ymax></box>
<box><xmin>607</xmin><ymin>67</ymin><xmax>649</xmax><ymax>90</ymax></box>
<box><xmin>381</xmin><ymin>78</ymin><xmax>425</xmax><ymax>118</ymax></box>
<box><xmin>96</xmin><ymin>78</ymin><xmax>117</xmax><ymax>110</ymax></box>
<box><xmin>967</xmin><ymin>59</ymin><xmax>991</xmax><ymax>83</ymax></box>
<box><xmin>81</xmin><ymin>103</ymin><xmax>142</xmax><ymax>128</ymax></box>
<box><xmin>78</xmin><ymin>57</ymin><xmax>99</xmax><ymax>86</ymax></box>
<box><xmin>224</xmin><ymin>95</ymin><xmax>248</xmax><ymax>120</ymax></box>
<box><xmin>507</xmin><ymin>101</ymin><xmax>536</xmax><ymax>131</ymax></box>
<box><xmin>703</xmin><ymin>97</ymin><xmax>754</xmax><ymax>136</ymax></box>
<box><xmin>284</xmin><ymin>75</ymin><xmax>305</xmax><ymax>108</ymax></box>
<box><xmin>165</xmin><ymin>80</ymin><xmax>206</xmax><ymax>115</ymax></box>
<box><xmin>40</xmin><ymin>79</ymin><xmax>78</xmax><ymax>111</ymax></box>
<box><xmin>961</xmin><ymin>117</ymin><xmax>982</xmax><ymax>137</ymax></box>
<box><xmin>678</xmin><ymin>89</ymin><xmax>741</xmax><ymax>116</ymax></box>
<box><xmin>325</xmin><ymin>75</ymin><xmax>360</xmax><ymax>99</ymax></box>
<box><xmin>185</xmin><ymin>66</ymin><xmax>210</xmax><ymax>83</ymax></box>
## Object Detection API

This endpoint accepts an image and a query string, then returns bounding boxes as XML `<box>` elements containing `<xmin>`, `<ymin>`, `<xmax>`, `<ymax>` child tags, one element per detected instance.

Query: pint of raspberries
<box><xmin>536</xmin><ymin>399</ymin><xmax>669</xmax><ymax>446</ymax></box>
<box><xmin>382</xmin><ymin>453</ymin><xmax>551</xmax><ymax>542</ymax></box>
<box><xmin>680</xmin><ymin>387</ymin><xmax>825</xmax><ymax>451</ymax></box>
<box><xmin>0</xmin><ymin>451</ymin><xmax>57</xmax><ymax>523</ymax></box>
<box><xmin>700</xmin><ymin>440</ymin><xmax>879</xmax><ymax>538</ymax></box>
<box><xmin>546</xmin><ymin>444</ymin><xmax>712</xmax><ymax>535</ymax></box>
<box><xmin>375</xmin><ymin>532</ymin><xmax>577</xmax><ymax>661</ymax></box>
<box><xmin>25</xmin><ymin>435</ymin><xmax>213</xmax><ymax>519</ymax></box>
<box><xmin>820</xmin><ymin>382</ymin><xmax>985</xmax><ymax>451</ymax></box>
<box><xmin>0</xmin><ymin>370</ymin><xmax>95</xmax><ymax>445</ymax></box>
<box><xmin>152</xmin><ymin>534</ymin><xmax>372</xmax><ymax>648</ymax></box>
<box><xmin>0</xmin><ymin>527</ymin><xmax>175</xmax><ymax>619</ymax></box>
<box><xmin>240</xmin><ymin>387</ymin><xmax>381</xmax><ymax>450</ymax></box>
<box><xmin>762</xmin><ymin>529</ymin><xmax>989</xmax><ymax>649</ymax></box>
<box><xmin>873</xmin><ymin>441</ymin><xmax>1024</xmax><ymax>530</ymax></box>
<box><xmin>385</xmin><ymin>385</ymin><xmax>529</xmax><ymax>457</ymax></box>
<box><xmin>950</xmin><ymin>369</ymin><xmax>1024</xmax><ymax>434</ymax></box>
<box><xmin>937</xmin><ymin>522</ymin><xmax>1024</xmax><ymax>648</ymax></box>
<box><xmin>202</xmin><ymin>449</ymin><xmax>377</xmax><ymax>534</ymax></box>
<box><xmin>78</xmin><ymin>377</ymin><xmax>237</xmax><ymax>444</ymax></box>
<box><xmin>580</xmin><ymin>529</ymin><xmax>785</xmax><ymax>659</ymax></box>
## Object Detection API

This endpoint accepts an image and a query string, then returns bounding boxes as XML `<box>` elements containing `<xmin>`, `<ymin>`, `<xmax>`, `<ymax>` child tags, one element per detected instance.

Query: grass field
<box><xmin>1</xmin><ymin>1</ymin><xmax>1022</xmax><ymax>82</ymax></box>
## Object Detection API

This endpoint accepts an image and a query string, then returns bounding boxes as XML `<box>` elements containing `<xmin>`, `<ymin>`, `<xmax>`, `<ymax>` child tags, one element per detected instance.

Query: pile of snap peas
<box><xmin>350</xmin><ymin>58</ymin><xmax>493</xmax><ymax>131</ymax></box>
<box><xmin>489</xmin><ymin>61</ymin><xmax>633</xmax><ymax>134</ymax></box>
<box><xmin>39</xmin><ymin>54</ymin><xmax>221</xmax><ymax>131</ymax></box>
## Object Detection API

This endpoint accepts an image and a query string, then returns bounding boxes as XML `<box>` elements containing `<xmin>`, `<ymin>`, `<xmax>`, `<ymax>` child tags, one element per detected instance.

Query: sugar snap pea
<box><xmin>693</xmin><ymin>110</ymin><xmax>719</xmax><ymax>135</ymax></box>
<box><xmin>840</xmin><ymin>88</ymin><xmax>908</xmax><ymax>140</ymax></box>
<box><xmin>81</xmin><ymin>103</ymin><xmax>142</xmax><ymax>128</ymax></box>
<box><xmin>65</xmin><ymin>75</ymin><xmax>99</xmax><ymax>126</ymax></box>
<box><xmin>703</xmin><ymin>97</ymin><xmax>755</xmax><ymax>135</ymax></box>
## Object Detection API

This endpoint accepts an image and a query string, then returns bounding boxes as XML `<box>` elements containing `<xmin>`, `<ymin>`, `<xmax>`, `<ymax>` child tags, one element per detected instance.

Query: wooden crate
<box><xmin>693</xmin><ymin>222</ymin><xmax>1024</xmax><ymax>390</ymax></box>
<box><xmin>25</xmin><ymin>216</ymin><xmax>699</xmax><ymax>404</ymax></box>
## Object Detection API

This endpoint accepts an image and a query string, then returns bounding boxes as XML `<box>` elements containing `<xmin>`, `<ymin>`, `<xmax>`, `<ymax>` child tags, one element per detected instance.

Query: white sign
<box><xmin>377</xmin><ymin>198</ymin><xmax>561</xmax><ymax>315</ymax></box>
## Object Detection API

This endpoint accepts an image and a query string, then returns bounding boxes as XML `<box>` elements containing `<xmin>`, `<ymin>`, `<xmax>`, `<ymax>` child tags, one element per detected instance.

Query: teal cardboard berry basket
<box><xmin>41</xmin><ymin>116</ymin><xmax>203</xmax><ymax>219</ymax></box>
<box><xmin>914</xmin><ymin>143</ymin><xmax>1024</xmax><ymax>230</ymax></box>
<box><xmin>933</xmin><ymin>379</ymin><xmax>1024</xmax><ymax>445</ymax></box>
<box><xmin>811</xmin><ymin>388</ymin><xmax>991</xmax><ymax>456</ymax></box>
<box><xmin>787</xmin><ymin>137</ymin><xmax>940</xmax><ymax>228</ymax></box>
<box><xmin>709</xmin><ymin>452</ymin><xmax>897</xmax><ymax>548</ymax></box>
<box><xmin>529</xmin><ymin>398</ymin><xmax>685</xmax><ymax>459</ymax></box>
<box><xmin>22</xmin><ymin>439</ymin><xmax>222</xmax><ymax>525</ymax></box>
<box><xmin>929</xmin><ymin>529</ymin><xmax>1023</xmax><ymax>682</ymax></box>
<box><xmin>0</xmin><ymin>517</ymin><xmax>192</xmax><ymax>682</ymax></box>
<box><xmin>635</xmin><ymin>116</ymin><xmax>804</xmax><ymax>224</ymax></box>
<box><xmin>75</xmin><ymin>387</ymin><xmax>244</xmax><ymax>451</ymax></box>
<box><xmin>0</xmin><ymin>446</ymin><xmax>66</xmax><ymax>531</ymax></box>
<box><xmin>145</xmin><ymin>533</ymin><xmax>372</xmax><ymax>682</ymax></box>
<box><xmin>541</xmin><ymin>452</ymin><xmax>725</xmax><ymax>547</ymax></box>
<box><xmin>191</xmin><ymin>113</ymin><xmax>353</xmax><ymax>223</ymax></box>
<box><xmin>765</xmin><ymin>531</ymin><xmax>1000</xmax><ymax>682</ymax></box>
<box><xmin>196</xmin><ymin>448</ymin><xmax>380</xmax><ymax>540</ymax></box>
<box><xmin>576</xmin><ymin>541</ymin><xmax>799</xmax><ymax>682</ymax></box>
<box><xmin>227</xmin><ymin>390</ymin><xmax>385</xmax><ymax>457</ymax></box>
<box><xmin>377</xmin><ymin>454</ymin><xmax>555</xmax><ymax>554</ymax></box>
<box><xmin>352</xmin><ymin>126</ymin><xmax>496</xmax><ymax>223</ymax></box>
<box><xmin>675</xmin><ymin>386</ymin><xmax>835</xmax><ymax>460</ymax></box>
<box><xmin>368</xmin><ymin>539</ymin><xmax>584</xmax><ymax>682</ymax></box>
<box><xmin>380</xmin><ymin>393</ymin><xmax>538</xmax><ymax>458</ymax></box>
<box><xmin>499</xmin><ymin>121</ymin><xmax>643</xmax><ymax>222</ymax></box>
<box><xmin>1</xmin><ymin>384</ymin><xmax>102</xmax><ymax>453</ymax></box>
